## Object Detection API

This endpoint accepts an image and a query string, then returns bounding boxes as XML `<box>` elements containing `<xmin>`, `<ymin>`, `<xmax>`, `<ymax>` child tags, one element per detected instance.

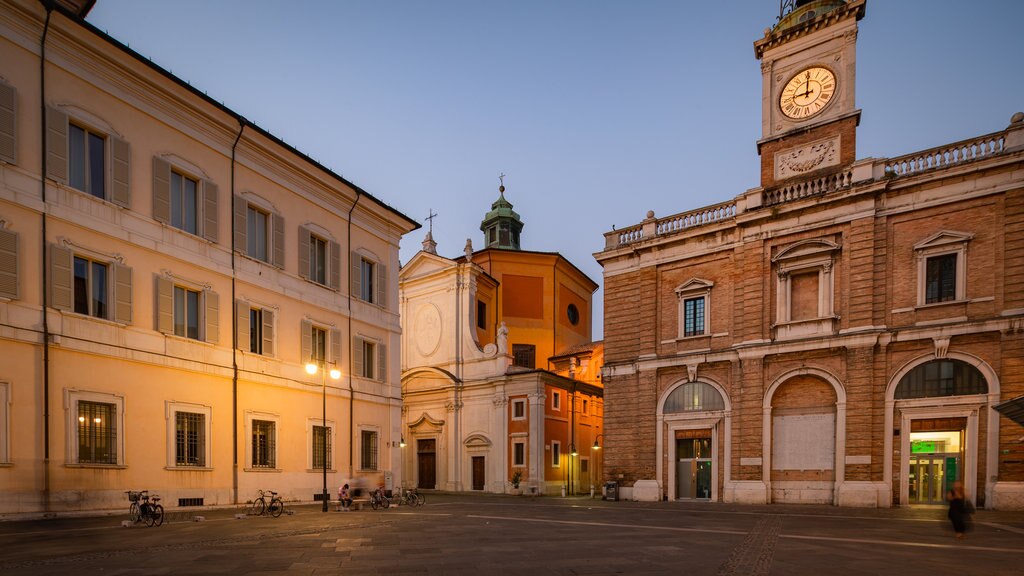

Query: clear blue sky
<box><xmin>88</xmin><ymin>0</ymin><xmax>1024</xmax><ymax>339</ymax></box>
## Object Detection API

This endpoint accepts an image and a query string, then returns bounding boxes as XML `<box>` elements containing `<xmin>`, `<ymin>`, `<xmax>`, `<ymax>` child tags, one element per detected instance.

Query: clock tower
<box><xmin>754</xmin><ymin>0</ymin><xmax>866</xmax><ymax>189</ymax></box>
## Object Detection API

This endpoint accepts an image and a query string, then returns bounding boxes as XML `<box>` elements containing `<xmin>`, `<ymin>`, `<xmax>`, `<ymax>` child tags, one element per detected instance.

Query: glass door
<box><xmin>675</xmin><ymin>435</ymin><xmax>712</xmax><ymax>500</ymax></box>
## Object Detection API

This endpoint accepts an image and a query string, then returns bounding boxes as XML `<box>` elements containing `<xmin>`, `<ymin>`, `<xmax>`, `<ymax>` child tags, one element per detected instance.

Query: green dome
<box><xmin>480</xmin><ymin>185</ymin><xmax>524</xmax><ymax>250</ymax></box>
<box><xmin>776</xmin><ymin>0</ymin><xmax>847</xmax><ymax>32</ymax></box>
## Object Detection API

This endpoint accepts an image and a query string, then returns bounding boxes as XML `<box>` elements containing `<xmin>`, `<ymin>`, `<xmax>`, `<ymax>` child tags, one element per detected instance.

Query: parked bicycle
<box><xmin>126</xmin><ymin>490</ymin><xmax>164</xmax><ymax>527</ymax></box>
<box><xmin>369</xmin><ymin>486</ymin><xmax>390</xmax><ymax>510</ymax></box>
<box><xmin>251</xmin><ymin>489</ymin><xmax>284</xmax><ymax>517</ymax></box>
<box><xmin>394</xmin><ymin>487</ymin><xmax>424</xmax><ymax>507</ymax></box>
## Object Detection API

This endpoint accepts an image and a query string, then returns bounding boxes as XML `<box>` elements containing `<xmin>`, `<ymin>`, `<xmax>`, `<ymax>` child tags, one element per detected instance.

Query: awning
<box><xmin>994</xmin><ymin>395</ymin><xmax>1024</xmax><ymax>427</ymax></box>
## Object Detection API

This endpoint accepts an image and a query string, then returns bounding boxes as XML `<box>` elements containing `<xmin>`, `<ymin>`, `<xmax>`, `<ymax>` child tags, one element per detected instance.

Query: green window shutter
<box><xmin>156</xmin><ymin>276</ymin><xmax>173</xmax><ymax>334</ymax></box>
<box><xmin>350</xmin><ymin>251</ymin><xmax>361</xmax><ymax>299</ymax></box>
<box><xmin>233</xmin><ymin>196</ymin><xmax>247</xmax><ymax>254</ymax></box>
<box><xmin>113</xmin><ymin>262</ymin><xmax>132</xmax><ymax>324</ymax></box>
<box><xmin>152</xmin><ymin>156</ymin><xmax>171</xmax><ymax>224</ymax></box>
<box><xmin>204</xmin><ymin>289</ymin><xmax>219</xmax><ymax>344</ymax></box>
<box><xmin>0</xmin><ymin>228</ymin><xmax>18</xmax><ymax>300</ymax></box>
<box><xmin>202</xmin><ymin>180</ymin><xmax>218</xmax><ymax>243</ymax></box>
<box><xmin>236</xmin><ymin>299</ymin><xmax>249</xmax><ymax>351</ymax></box>
<box><xmin>49</xmin><ymin>243</ymin><xmax>72</xmax><ymax>310</ymax></box>
<box><xmin>0</xmin><ymin>81</ymin><xmax>15</xmax><ymax>164</ymax></box>
<box><xmin>45</xmin><ymin>107</ymin><xmax>67</xmax><ymax>184</ymax></box>
<box><xmin>272</xmin><ymin>213</ymin><xmax>285</xmax><ymax>268</ymax></box>
<box><xmin>352</xmin><ymin>336</ymin><xmax>363</xmax><ymax>378</ymax></box>
<box><xmin>110</xmin><ymin>136</ymin><xmax>130</xmax><ymax>208</ymax></box>
<box><xmin>329</xmin><ymin>240</ymin><xmax>341</xmax><ymax>291</ymax></box>
<box><xmin>376</xmin><ymin>263</ymin><xmax>387</xmax><ymax>308</ymax></box>
<box><xmin>377</xmin><ymin>342</ymin><xmax>387</xmax><ymax>382</ymax></box>
<box><xmin>331</xmin><ymin>328</ymin><xmax>342</xmax><ymax>366</ymax></box>
<box><xmin>297</xmin><ymin>226</ymin><xmax>310</xmax><ymax>280</ymax></box>
<box><xmin>300</xmin><ymin>319</ymin><xmax>312</xmax><ymax>364</ymax></box>
<box><xmin>262</xmin><ymin>308</ymin><xmax>275</xmax><ymax>357</ymax></box>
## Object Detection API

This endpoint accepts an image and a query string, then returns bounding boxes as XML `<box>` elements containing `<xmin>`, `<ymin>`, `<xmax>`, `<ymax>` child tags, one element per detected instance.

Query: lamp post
<box><xmin>591</xmin><ymin>434</ymin><xmax>604</xmax><ymax>499</ymax></box>
<box><xmin>306</xmin><ymin>360</ymin><xmax>341</xmax><ymax>513</ymax></box>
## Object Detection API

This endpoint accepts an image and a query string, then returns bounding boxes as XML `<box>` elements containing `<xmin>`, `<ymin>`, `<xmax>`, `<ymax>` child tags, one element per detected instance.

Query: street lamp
<box><xmin>306</xmin><ymin>359</ymin><xmax>341</xmax><ymax>512</ymax></box>
<box><xmin>591</xmin><ymin>434</ymin><xmax>604</xmax><ymax>499</ymax></box>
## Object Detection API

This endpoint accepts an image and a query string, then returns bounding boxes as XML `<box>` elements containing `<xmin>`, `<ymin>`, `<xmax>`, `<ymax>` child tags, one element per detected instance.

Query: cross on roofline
<box><xmin>425</xmin><ymin>209</ymin><xmax>438</xmax><ymax>234</ymax></box>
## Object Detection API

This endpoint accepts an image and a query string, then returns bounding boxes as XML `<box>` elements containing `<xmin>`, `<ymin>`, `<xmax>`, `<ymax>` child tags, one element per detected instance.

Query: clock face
<box><xmin>779</xmin><ymin>66</ymin><xmax>837</xmax><ymax>120</ymax></box>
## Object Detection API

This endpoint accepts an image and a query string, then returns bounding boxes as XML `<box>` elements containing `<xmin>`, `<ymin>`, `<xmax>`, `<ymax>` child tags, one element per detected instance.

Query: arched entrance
<box><xmin>883</xmin><ymin>353</ymin><xmax>998</xmax><ymax>508</ymax></box>
<box><xmin>764</xmin><ymin>368</ymin><xmax>846</xmax><ymax>504</ymax></box>
<box><xmin>657</xmin><ymin>379</ymin><xmax>731</xmax><ymax>501</ymax></box>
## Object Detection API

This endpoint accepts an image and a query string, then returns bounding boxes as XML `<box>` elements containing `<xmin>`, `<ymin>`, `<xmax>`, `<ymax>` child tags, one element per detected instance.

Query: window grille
<box><xmin>664</xmin><ymin>382</ymin><xmax>725</xmax><ymax>413</ymax></box>
<box><xmin>78</xmin><ymin>401</ymin><xmax>116</xmax><ymax>464</ymax></box>
<box><xmin>175</xmin><ymin>412</ymin><xmax>205</xmax><ymax>466</ymax></box>
<box><xmin>178</xmin><ymin>498</ymin><xmax>204</xmax><ymax>507</ymax></box>
<box><xmin>895</xmin><ymin>360</ymin><xmax>987</xmax><ymax>400</ymax></box>
<box><xmin>313</xmin><ymin>425</ymin><xmax>332</xmax><ymax>470</ymax></box>
<box><xmin>361</xmin><ymin>430</ymin><xmax>378</xmax><ymax>471</ymax></box>
<box><xmin>512</xmin><ymin>344</ymin><xmax>535</xmax><ymax>369</ymax></box>
<box><xmin>252</xmin><ymin>419</ymin><xmax>275</xmax><ymax>468</ymax></box>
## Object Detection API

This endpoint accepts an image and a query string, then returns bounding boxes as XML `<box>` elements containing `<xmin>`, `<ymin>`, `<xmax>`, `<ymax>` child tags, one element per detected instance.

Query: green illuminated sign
<box><xmin>911</xmin><ymin>441</ymin><xmax>937</xmax><ymax>454</ymax></box>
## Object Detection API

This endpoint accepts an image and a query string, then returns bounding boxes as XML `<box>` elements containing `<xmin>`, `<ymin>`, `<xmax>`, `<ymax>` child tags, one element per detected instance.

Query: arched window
<box><xmin>664</xmin><ymin>382</ymin><xmax>725</xmax><ymax>413</ymax></box>
<box><xmin>895</xmin><ymin>360</ymin><xmax>987</xmax><ymax>400</ymax></box>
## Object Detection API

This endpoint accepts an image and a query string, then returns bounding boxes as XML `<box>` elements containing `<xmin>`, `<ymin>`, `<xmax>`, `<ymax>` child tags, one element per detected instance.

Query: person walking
<box><xmin>946</xmin><ymin>481</ymin><xmax>973</xmax><ymax>539</ymax></box>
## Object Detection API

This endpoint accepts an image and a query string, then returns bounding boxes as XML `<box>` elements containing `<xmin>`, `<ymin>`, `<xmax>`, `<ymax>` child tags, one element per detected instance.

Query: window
<box><xmin>73</xmin><ymin>256</ymin><xmax>108</xmax><ymax>319</ymax></box>
<box><xmin>771</xmin><ymin>239</ymin><xmax>839</xmax><ymax>339</ymax></box>
<box><xmin>250</xmin><ymin>308</ymin><xmax>263</xmax><ymax>354</ymax></box>
<box><xmin>582</xmin><ymin>399</ymin><xmax>589</xmax><ymax>414</ymax></box>
<box><xmin>0</xmin><ymin>81</ymin><xmax>15</xmax><ymax>165</ymax></box>
<box><xmin>581</xmin><ymin>458</ymin><xmax>589</xmax><ymax>473</ymax></box>
<box><xmin>552</xmin><ymin>391</ymin><xmax>561</xmax><ymax>411</ymax></box>
<box><xmin>512</xmin><ymin>399</ymin><xmax>526</xmax><ymax>420</ymax></box>
<box><xmin>170</xmin><ymin>171</ymin><xmax>199</xmax><ymax>235</ymax></box>
<box><xmin>513</xmin><ymin>441</ymin><xmax>525</xmax><ymax>467</ymax></box>
<box><xmin>567</xmin><ymin>303</ymin><xmax>580</xmax><ymax>326</ymax></box>
<box><xmin>914</xmin><ymin>231</ymin><xmax>972</xmax><ymax>306</ymax></box>
<box><xmin>361</xmin><ymin>429</ymin><xmax>378</xmax><ymax>471</ymax></box>
<box><xmin>311</xmin><ymin>235</ymin><xmax>327</xmax><ymax>285</ymax></box>
<box><xmin>664</xmin><ymin>382</ymin><xmax>726</xmax><ymax>413</ymax></box>
<box><xmin>78</xmin><ymin>400</ymin><xmax>117</xmax><ymax>464</ymax></box>
<box><xmin>683</xmin><ymin>296</ymin><xmax>705</xmax><ymax>337</ymax></box>
<box><xmin>675</xmin><ymin>278</ymin><xmax>714</xmax><ymax>339</ymax></box>
<box><xmin>926</xmin><ymin>254</ymin><xmax>957</xmax><ymax>304</ymax></box>
<box><xmin>174</xmin><ymin>286</ymin><xmax>200</xmax><ymax>340</ymax></box>
<box><xmin>312</xmin><ymin>425</ymin><xmax>332</xmax><ymax>470</ymax></box>
<box><xmin>69</xmin><ymin>123</ymin><xmax>106</xmax><ymax>199</ymax></box>
<box><xmin>477</xmin><ymin>300</ymin><xmax>487</xmax><ymax>330</ymax></box>
<box><xmin>251</xmin><ymin>419</ymin><xmax>276</xmax><ymax>469</ymax></box>
<box><xmin>0</xmin><ymin>227</ymin><xmax>17</xmax><ymax>301</ymax></box>
<box><xmin>51</xmin><ymin>245</ymin><xmax>132</xmax><ymax>324</ymax></box>
<box><xmin>312</xmin><ymin>326</ymin><xmax>327</xmax><ymax>363</ymax></box>
<box><xmin>0</xmin><ymin>382</ymin><xmax>9</xmax><ymax>464</ymax></box>
<box><xmin>236</xmin><ymin>301</ymin><xmax>274</xmax><ymax>356</ymax></box>
<box><xmin>301</xmin><ymin>321</ymin><xmax>340</xmax><ymax>366</ymax></box>
<box><xmin>551</xmin><ymin>441</ymin><xmax>561</xmax><ymax>467</ymax></box>
<box><xmin>512</xmin><ymin>344</ymin><xmax>535</xmax><ymax>369</ymax></box>
<box><xmin>353</xmin><ymin>336</ymin><xmax>387</xmax><ymax>382</ymax></box>
<box><xmin>299</xmin><ymin>227</ymin><xmax>340</xmax><ymax>289</ymax></box>
<box><xmin>175</xmin><ymin>411</ymin><xmax>206</xmax><ymax>467</ymax></box>
<box><xmin>352</xmin><ymin>251</ymin><xmax>386</xmax><ymax>307</ymax></box>
<box><xmin>895</xmin><ymin>360</ymin><xmax>987</xmax><ymax>400</ymax></box>
<box><xmin>247</xmin><ymin>206</ymin><xmax>269</xmax><ymax>262</ymax></box>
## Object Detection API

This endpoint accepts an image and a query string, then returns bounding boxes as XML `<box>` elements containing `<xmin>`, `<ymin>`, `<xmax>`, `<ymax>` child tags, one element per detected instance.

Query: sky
<box><xmin>87</xmin><ymin>0</ymin><xmax>1024</xmax><ymax>339</ymax></box>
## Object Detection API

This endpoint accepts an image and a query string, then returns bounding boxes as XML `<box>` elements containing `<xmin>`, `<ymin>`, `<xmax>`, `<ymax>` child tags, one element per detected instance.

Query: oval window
<box><xmin>567</xmin><ymin>303</ymin><xmax>580</xmax><ymax>326</ymax></box>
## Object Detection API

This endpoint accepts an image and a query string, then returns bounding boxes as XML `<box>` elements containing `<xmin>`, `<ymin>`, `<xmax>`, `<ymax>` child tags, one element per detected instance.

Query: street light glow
<box><xmin>305</xmin><ymin>363</ymin><xmax>318</xmax><ymax>375</ymax></box>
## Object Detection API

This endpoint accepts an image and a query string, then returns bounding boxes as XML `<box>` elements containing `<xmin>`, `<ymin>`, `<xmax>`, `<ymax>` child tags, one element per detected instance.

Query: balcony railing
<box><xmin>884</xmin><ymin>132</ymin><xmax>1004</xmax><ymax>178</ymax></box>
<box><xmin>607</xmin><ymin>201</ymin><xmax>737</xmax><ymax>249</ymax></box>
<box><xmin>764</xmin><ymin>169</ymin><xmax>853</xmax><ymax>206</ymax></box>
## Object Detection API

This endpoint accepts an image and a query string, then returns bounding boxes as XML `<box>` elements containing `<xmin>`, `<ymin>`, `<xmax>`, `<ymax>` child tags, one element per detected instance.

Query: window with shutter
<box><xmin>0</xmin><ymin>81</ymin><xmax>16</xmax><ymax>164</ymax></box>
<box><xmin>0</xmin><ymin>228</ymin><xmax>18</xmax><ymax>300</ymax></box>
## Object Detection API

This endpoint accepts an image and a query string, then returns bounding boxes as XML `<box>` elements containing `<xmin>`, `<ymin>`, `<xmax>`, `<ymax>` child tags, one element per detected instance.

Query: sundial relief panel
<box><xmin>774</xmin><ymin>135</ymin><xmax>840</xmax><ymax>180</ymax></box>
<box><xmin>414</xmin><ymin>303</ymin><xmax>443</xmax><ymax>357</ymax></box>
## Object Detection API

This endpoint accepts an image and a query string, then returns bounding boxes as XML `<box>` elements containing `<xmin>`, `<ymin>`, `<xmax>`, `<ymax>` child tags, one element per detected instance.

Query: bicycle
<box><xmin>251</xmin><ymin>489</ymin><xmax>284</xmax><ymax>518</ymax></box>
<box><xmin>126</xmin><ymin>490</ymin><xmax>164</xmax><ymax>527</ymax></box>
<box><xmin>369</xmin><ymin>486</ymin><xmax>390</xmax><ymax>510</ymax></box>
<box><xmin>396</xmin><ymin>488</ymin><xmax>423</xmax><ymax>507</ymax></box>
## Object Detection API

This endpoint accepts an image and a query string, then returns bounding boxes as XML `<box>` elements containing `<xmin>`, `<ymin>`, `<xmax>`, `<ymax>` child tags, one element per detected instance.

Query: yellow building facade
<box><xmin>0</xmin><ymin>0</ymin><xmax>418</xmax><ymax>515</ymax></box>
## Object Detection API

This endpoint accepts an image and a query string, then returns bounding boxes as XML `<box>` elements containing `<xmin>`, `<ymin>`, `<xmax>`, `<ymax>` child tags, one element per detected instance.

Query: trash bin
<box><xmin>604</xmin><ymin>481</ymin><xmax>618</xmax><ymax>502</ymax></box>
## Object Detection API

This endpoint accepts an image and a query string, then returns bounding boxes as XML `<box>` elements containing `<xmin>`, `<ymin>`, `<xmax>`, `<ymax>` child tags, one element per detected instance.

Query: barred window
<box><xmin>78</xmin><ymin>401</ymin><xmax>116</xmax><ymax>464</ymax></box>
<box><xmin>313</xmin><ymin>425</ymin><xmax>332</xmax><ymax>470</ymax></box>
<box><xmin>252</xmin><ymin>419</ymin><xmax>276</xmax><ymax>468</ymax></box>
<box><xmin>895</xmin><ymin>360</ymin><xmax>987</xmax><ymax>400</ymax></box>
<box><xmin>360</xmin><ymin>430</ymin><xmax>378</xmax><ymax>471</ymax></box>
<box><xmin>175</xmin><ymin>412</ymin><xmax>205</xmax><ymax>467</ymax></box>
<box><xmin>512</xmin><ymin>344</ymin><xmax>535</xmax><ymax>369</ymax></box>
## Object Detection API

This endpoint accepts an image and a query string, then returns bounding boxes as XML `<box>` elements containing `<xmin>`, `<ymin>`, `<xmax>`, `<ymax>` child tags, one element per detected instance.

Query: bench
<box><xmin>334</xmin><ymin>498</ymin><xmax>369</xmax><ymax>511</ymax></box>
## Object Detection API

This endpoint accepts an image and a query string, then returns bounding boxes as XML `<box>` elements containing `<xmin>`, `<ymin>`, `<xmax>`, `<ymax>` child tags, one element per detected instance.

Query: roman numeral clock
<box><xmin>754</xmin><ymin>0</ymin><xmax>866</xmax><ymax>189</ymax></box>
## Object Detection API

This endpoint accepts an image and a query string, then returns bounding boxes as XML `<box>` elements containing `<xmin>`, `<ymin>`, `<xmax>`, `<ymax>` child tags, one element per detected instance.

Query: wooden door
<box><xmin>417</xmin><ymin>439</ymin><xmax>436</xmax><ymax>490</ymax></box>
<box><xmin>472</xmin><ymin>456</ymin><xmax>485</xmax><ymax>491</ymax></box>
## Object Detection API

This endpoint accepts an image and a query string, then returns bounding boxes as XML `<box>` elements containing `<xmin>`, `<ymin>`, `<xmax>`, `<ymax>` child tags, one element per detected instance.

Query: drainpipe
<box><xmin>229</xmin><ymin>117</ymin><xmax>246</xmax><ymax>505</ymax></box>
<box><xmin>346</xmin><ymin>191</ymin><xmax>361</xmax><ymax>479</ymax></box>
<box><xmin>38</xmin><ymin>0</ymin><xmax>54</xmax><ymax>514</ymax></box>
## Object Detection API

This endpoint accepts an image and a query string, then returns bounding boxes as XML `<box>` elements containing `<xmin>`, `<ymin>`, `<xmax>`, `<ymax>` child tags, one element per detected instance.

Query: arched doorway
<box><xmin>657</xmin><ymin>380</ymin><xmax>731</xmax><ymax>501</ymax></box>
<box><xmin>884</xmin><ymin>355</ymin><xmax>996</xmax><ymax>507</ymax></box>
<box><xmin>764</xmin><ymin>369</ymin><xmax>846</xmax><ymax>504</ymax></box>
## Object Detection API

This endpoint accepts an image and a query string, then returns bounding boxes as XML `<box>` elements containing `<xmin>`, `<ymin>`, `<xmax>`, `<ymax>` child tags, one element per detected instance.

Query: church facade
<box><xmin>0</xmin><ymin>0</ymin><xmax>417</xmax><ymax>515</ymax></box>
<box><xmin>400</xmin><ymin>187</ymin><xmax>603</xmax><ymax>496</ymax></box>
<box><xmin>596</xmin><ymin>0</ymin><xmax>1024</xmax><ymax>509</ymax></box>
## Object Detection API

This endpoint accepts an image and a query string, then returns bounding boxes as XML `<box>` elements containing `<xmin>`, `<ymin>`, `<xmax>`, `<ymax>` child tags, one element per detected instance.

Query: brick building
<box><xmin>595</xmin><ymin>0</ymin><xmax>1024</xmax><ymax>508</ymax></box>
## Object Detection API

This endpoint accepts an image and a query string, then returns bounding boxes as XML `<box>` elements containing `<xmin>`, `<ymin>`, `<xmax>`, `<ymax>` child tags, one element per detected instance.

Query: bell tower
<box><xmin>480</xmin><ymin>180</ymin><xmax>524</xmax><ymax>250</ymax></box>
<box><xmin>754</xmin><ymin>0</ymin><xmax>866</xmax><ymax>189</ymax></box>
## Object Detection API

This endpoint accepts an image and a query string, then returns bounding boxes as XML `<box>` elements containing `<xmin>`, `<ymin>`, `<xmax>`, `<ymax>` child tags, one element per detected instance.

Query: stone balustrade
<box><xmin>605</xmin><ymin>201</ymin><xmax>737</xmax><ymax>249</ymax></box>
<box><xmin>884</xmin><ymin>132</ymin><xmax>1005</xmax><ymax>178</ymax></box>
<box><xmin>764</xmin><ymin>169</ymin><xmax>853</xmax><ymax>206</ymax></box>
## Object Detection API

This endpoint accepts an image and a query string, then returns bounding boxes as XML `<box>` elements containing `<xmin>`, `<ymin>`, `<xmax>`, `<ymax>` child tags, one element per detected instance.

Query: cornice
<box><xmin>754</xmin><ymin>0</ymin><xmax>866</xmax><ymax>59</ymax></box>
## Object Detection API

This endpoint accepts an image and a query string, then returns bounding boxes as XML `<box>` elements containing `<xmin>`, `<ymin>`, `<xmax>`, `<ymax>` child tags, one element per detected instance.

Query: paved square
<box><xmin>2</xmin><ymin>495</ymin><xmax>1022</xmax><ymax>575</ymax></box>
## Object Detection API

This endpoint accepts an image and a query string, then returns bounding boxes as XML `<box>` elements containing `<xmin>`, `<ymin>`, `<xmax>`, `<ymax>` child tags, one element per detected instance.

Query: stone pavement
<box><xmin>1</xmin><ymin>494</ymin><xmax>1023</xmax><ymax>575</ymax></box>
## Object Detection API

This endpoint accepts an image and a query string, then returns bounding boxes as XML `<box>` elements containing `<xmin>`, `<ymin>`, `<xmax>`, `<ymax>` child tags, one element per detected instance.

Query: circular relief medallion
<box><xmin>414</xmin><ymin>304</ymin><xmax>442</xmax><ymax>357</ymax></box>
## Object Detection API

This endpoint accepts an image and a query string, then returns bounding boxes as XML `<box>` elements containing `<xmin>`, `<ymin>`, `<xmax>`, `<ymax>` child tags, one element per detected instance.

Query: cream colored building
<box><xmin>0</xmin><ymin>0</ymin><xmax>418</xmax><ymax>515</ymax></box>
